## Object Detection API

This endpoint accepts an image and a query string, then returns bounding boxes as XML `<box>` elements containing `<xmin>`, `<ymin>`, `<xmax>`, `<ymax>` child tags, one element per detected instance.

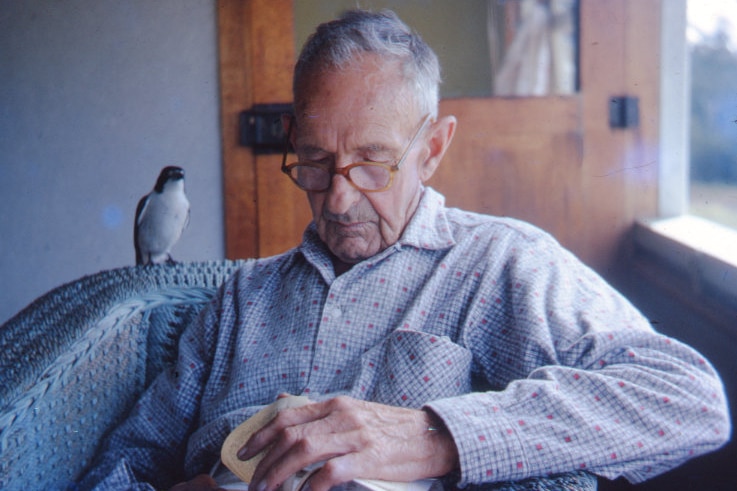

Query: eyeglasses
<box><xmin>281</xmin><ymin>115</ymin><xmax>431</xmax><ymax>193</ymax></box>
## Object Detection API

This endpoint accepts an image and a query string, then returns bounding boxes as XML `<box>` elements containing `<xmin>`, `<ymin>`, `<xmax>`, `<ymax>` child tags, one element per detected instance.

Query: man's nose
<box><xmin>325</xmin><ymin>169</ymin><xmax>361</xmax><ymax>214</ymax></box>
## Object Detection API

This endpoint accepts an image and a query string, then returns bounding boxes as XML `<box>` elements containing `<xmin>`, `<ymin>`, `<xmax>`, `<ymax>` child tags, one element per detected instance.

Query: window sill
<box><xmin>630</xmin><ymin>215</ymin><xmax>737</xmax><ymax>328</ymax></box>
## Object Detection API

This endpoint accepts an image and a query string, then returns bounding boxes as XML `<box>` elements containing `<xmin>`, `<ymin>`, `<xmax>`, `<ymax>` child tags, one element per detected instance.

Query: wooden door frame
<box><xmin>217</xmin><ymin>0</ymin><xmax>297</xmax><ymax>259</ymax></box>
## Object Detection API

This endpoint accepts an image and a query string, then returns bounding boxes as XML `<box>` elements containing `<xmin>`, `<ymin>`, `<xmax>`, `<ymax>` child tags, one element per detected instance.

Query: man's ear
<box><xmin>419</xmin><ymin>115</ymin><xmax>457</xmax><ymax>182</ymax></box>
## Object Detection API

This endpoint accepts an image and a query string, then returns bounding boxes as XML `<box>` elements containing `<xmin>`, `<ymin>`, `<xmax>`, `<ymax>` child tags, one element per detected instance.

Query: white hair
<box><xmin>293</xmin><ymin>9</ymin><xmax>441</xmax><ymax>118</ymax></box>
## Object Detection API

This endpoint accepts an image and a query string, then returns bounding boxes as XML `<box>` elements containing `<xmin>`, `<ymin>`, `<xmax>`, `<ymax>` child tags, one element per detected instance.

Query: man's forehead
<box><xmin>295</xmin><ymin>56</ymin><xmax>415</xmax><ymax>114</ymax></box>
<box><xmin>294</xmin><ymin>117</ymin><xmax>407</xmax><ymax>152</ymax></box>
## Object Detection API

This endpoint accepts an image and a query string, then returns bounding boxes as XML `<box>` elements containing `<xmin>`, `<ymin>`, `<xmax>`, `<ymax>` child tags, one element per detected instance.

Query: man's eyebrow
<box><xmin>359</xmin><ymin>143</ymin><xmax>393</xmax><ymax>154</ymax></box>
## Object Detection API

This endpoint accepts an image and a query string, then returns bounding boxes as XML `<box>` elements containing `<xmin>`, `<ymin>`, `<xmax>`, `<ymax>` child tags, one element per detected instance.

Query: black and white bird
<box><xmin>134</xmin><ymin>166</ymin><xmax>190</xmax><ymax>266</ymax></box>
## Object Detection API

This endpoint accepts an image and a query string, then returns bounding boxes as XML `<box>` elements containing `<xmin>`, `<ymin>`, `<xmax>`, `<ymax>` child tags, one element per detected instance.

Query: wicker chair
<box><xmin>0</xmin><ymin>261</ymin><xmax>246</xmax><ymax>490</ymax></box>
<box><xmin>0</xmin><ymin>261</ymin><xmax>597</xmax><ymax>491</ymax></box>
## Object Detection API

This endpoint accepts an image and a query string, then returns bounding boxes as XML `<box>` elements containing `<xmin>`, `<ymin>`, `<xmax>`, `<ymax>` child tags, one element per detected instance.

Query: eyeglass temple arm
<box><xmin>281</xmin><ymin>116</ymin><xmax>295</xmax><ymax>172</ymax></box>
<box><xmin>396</xmin><ymin>114</ymin><xmax>432</xmax><ymax>170</ymax></box>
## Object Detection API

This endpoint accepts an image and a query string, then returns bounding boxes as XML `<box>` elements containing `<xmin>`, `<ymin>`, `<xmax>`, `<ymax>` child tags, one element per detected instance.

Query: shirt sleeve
<box><xmin>425</xmin><ymin>231</ymin><xmax>730</xmax><ymax>486</ymax></box>
<box><xmin>77</xmin><ymin>280</ymin><xmax>229</xmax><ymax>490</ymax></box>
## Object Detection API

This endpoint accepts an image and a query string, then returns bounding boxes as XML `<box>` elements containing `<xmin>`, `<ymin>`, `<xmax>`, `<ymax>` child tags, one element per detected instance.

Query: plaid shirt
<box><xmin>81</xmin><ymin>188</ymin><xmax>729</xmax><ymax>490</ymax></box>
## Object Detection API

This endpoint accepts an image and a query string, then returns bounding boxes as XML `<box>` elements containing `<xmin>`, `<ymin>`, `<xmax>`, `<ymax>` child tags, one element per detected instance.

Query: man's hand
<box><xmin>238</xmin><ymin>396</ymin><xmax>459</xmax><ymax>491</ymax></box>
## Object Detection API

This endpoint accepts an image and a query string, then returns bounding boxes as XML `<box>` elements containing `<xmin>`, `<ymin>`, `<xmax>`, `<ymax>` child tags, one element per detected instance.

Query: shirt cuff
<box><xmin>424</xmin><ymin>393</ymin><xmax>529</xmax><ymax>486</ymax></box>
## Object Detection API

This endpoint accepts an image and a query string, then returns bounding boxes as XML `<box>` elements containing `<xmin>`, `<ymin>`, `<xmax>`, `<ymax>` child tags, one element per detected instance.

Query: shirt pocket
<box><xmin>352</xmin><ymin>330</ymin><xmax>473</xmax><ymax>408</ymax></box>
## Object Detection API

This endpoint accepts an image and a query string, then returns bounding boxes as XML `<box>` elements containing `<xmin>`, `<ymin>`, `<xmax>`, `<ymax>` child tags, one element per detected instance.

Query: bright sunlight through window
<box><xmin>687</xmin><ymin>0</ymin><xmax>737</xmax><ymax>228</ymax></box>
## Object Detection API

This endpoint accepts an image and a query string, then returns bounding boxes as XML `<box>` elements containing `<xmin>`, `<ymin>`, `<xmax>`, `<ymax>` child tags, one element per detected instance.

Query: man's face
<box><xmin>292</xmin><ymin>56</ymin><xmax>430</xmax><ymax>269</ymax></box>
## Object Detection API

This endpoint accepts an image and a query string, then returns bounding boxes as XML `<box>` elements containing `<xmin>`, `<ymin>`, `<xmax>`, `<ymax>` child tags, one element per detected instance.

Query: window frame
<box><xmin>634</xmin><ymin>0</ymin><xmax>737</xmax><ymax>314</ymax></box>
<box><xmin>659</xmin><ymin>0</ymin><xmax>690</xmax><ymax>217</ymax></box>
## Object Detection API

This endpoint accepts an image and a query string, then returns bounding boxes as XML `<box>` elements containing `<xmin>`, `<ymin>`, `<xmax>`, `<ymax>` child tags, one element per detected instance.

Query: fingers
<box><xmin>241</xmin><ymin>396</ymin><xmax>458</xmax><ymax>491</ymax></box>
<box><xmin>239</xmin><ymin>398</ymin><xmax>335</xmax><ymax>461</ymax></box>
<box><xmin>297</xmin><ymin>443</ymin><xmax>436</xmax><ymax>491</ymax></box>
<box><xmin>301</xmin><ymin>454</ymin><xmax>367</xmax><ymax>491</ymax></box>
<box><xmin>169</xmin><ymin>474</ymin><xmax>223</xmax><ymax>491</ymax></box>
<box><xmin>250</xmin><ymin>428</ymin><xmax>358</xmax><ymax>491</ymax></box>
<box><xmin>246</xmin><ymin>398</ymin><xmax>362</xmax><ymax>491</ymax></box>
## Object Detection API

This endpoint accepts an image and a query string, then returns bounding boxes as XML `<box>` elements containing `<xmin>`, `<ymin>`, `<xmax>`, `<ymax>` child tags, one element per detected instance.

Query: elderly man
<box><xmin>80</xmin><ymin>9</ymin><xmax>729</xmax><ymax>491</ymax></box>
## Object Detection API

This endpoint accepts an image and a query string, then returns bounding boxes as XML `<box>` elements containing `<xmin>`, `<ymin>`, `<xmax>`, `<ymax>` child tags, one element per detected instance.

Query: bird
<box><xmin>134</xmin><ymin>166</ymin><xmax>190</xmax><ymax>266</ymax></box>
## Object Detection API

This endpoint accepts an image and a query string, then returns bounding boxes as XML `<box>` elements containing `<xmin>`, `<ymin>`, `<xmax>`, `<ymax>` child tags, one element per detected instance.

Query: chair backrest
<box><xmin>0</xmin><ymin>260</ymin><xmax>246</xmax><ymax>490</ymax></box>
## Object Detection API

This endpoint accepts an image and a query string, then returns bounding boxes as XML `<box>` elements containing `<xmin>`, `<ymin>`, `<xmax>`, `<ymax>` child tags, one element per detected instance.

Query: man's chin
<box><xmin>331</xmin><ymin>250</ymin><xmax>371</xmax><ymax>265</ymax></box>
<box><xmin>327</xmin><ymin>239</ymin><xmax>381</xmax><ymax>266</ymax></box>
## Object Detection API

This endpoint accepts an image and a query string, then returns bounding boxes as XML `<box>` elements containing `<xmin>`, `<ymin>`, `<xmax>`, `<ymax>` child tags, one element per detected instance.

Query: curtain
<box><xmin>489</xmin><ymin>0</ymin><xmax>576</xmax><ymax>96</ymax></box>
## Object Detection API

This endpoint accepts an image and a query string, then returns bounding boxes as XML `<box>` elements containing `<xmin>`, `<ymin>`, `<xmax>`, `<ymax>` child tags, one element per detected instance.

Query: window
<box><xmin>634</xmin><ymin>0</ymin><xmax>737</xmax><ymax>304</ymax></box>
<box><xmin>687</xmin><ymin>0</ymin><xmax>737</xmax><ymax>229</ymax></box>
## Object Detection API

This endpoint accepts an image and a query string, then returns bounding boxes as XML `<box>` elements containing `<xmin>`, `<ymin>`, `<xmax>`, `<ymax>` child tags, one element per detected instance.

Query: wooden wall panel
<box><xmin>431</xmin><ymin>96</ymin><xmax>584</xmax><ymax>251</ymax></box>
<box><xmin>578</xmin><ymin>0</ymin><xmax>660</xmax><ymax>271</ymax></box>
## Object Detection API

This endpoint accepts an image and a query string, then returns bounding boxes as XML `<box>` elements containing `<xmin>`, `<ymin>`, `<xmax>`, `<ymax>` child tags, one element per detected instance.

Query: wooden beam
<box><xmin>217</xmin><ymin>0</ymin><xmax>295</xmax><ymax>259</ymax></box>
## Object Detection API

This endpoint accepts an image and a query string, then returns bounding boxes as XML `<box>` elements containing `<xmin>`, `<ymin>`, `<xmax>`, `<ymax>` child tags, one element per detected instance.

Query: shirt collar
<box><xmin>398</xmin><ymin>187</ymin><xmax>456</xmax><ymax>251</ymax></box>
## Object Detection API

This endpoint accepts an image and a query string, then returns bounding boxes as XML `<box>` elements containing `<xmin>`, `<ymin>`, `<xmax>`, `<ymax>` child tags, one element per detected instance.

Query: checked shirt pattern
<box><xmin>82</xmin><ymin>188</ymin><xmax>729</xmax><ymax>490</ymax></box>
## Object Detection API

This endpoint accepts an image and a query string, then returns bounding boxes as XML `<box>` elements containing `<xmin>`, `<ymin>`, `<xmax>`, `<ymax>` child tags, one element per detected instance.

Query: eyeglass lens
<box><xmin>291</xmin><ymin>163</ymin><xmax>392</xmax><ymax>192</ymax></box>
